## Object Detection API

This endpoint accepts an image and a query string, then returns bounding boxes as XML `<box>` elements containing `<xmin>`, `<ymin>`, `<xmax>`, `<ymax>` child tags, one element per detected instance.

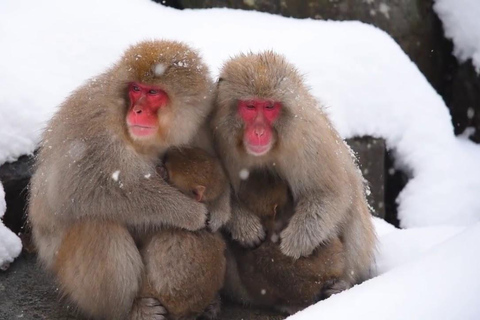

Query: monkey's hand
<box><xmin>176</xmin><ymin>197</ymin><xmax>209</xmax><ymax>231</ymax></box>
<box><xmin>279</xmin><ymin>216</ymin><xmax>320</xmax><ymax>259</ymax></box>
<box><xmin>226</xmin><ymin>200</ymin><xmax>265</xmax><ymax>247</ymax></box>
<box><xmin>279</xmin><ymin>193</ymin><xmax>346</xmax><ymax>259</ymax></box>
<box><xmin>207</xmin><ymin>189</ymin><xmax>232</xmax><ymax>232</ymax></box>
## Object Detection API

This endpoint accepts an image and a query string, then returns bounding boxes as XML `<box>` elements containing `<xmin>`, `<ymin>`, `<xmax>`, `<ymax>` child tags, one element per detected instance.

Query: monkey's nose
<box><xmin>254</xmin><ymin>128</ymin><xmax>265</xmax><ymax>137</ymax></box>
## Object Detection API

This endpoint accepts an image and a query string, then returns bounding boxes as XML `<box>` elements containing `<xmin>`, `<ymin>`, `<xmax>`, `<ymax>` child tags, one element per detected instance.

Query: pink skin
<box><xmin>126</xmin><ymin>82</ymin><xmax>169</xmax><ymax>139</ymax></box>
<box><xmin>238</xmin><ymin>99</ymin><xmax>281</xmax><ymax>156</ymax></box>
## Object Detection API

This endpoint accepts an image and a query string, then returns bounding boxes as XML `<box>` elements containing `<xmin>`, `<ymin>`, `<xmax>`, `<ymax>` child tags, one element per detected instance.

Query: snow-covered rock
<box><xmin>434</xmin><ymin>0</ymin><xmax>480</xmax><ymax>71</ymax></box>
<box><xmin>0</xmin><ymin>182</ymin><xmax>22</xmax><ymax>269</ymax></box>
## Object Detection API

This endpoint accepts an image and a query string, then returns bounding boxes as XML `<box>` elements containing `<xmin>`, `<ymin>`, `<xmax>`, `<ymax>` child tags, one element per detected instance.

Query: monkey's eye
<box><xmin>246</xmin><ymin>104</ymin><xmax>255</xmax><ymax>110</ymax></box>
<box><xmin>265</xmin><ymin>104</ymin><xmax>274</xmax><ymax>110</ymax></box>
<box><xmin>132</xmin><ymin>85</ymin><xmax>140</xmax><ymax>92</ymax></box>
<box><xmin>148</xmin><ymin>89</ymin><xmax>159</xmax><ymax>95</ymax></box>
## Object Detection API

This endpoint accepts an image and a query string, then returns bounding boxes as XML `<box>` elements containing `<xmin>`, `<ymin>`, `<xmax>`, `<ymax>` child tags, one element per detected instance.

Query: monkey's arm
<box><xmin>207</xmin><ymin>188</ymin><xmax>232</xmax><ymax>232</ymax></box>
<box><xmin>51</xmin><ymin>157</ymin><xmax>208</xmax><ymax>231</ymax></box>
<box><xmin>279</xmin><ymin>191</ymin><xmax>349</xmax><ymax>259</ymax></box>
<box><xmin>226</xmin><ymin>196</ymin><xmax>265</xmax><ymax>247</ymax></box>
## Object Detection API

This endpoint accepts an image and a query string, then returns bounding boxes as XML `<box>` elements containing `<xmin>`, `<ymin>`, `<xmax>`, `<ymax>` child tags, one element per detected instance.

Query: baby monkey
<box><xmin>226</xmin><ymin>171</ymin><xmax>348</xmax><ymax>314</ymax></box>
<box><xmin>160</xmin><ymin>147</ymin><xmax>228</xmax><ymax>206</ymax></box>
<box><xmin>144</xmin><ymin>147</ymin><xmax>228</xmax><ymax>320</ymax></box>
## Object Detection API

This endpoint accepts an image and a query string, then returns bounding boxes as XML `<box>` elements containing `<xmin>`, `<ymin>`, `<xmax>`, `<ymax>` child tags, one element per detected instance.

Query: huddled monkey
<box><xmin>29</xmin><ymin>40</ymin><xmax>229</xmax><ymax>320</ymax></box>
<box><xmin>211</xmin><ymin>52</ymin><xmax>376</xmax><ymax>313</ymax></box>
<box><xmin>225</xmin><ymin>170</ymin><xmax>347</xmax><ymax>313</ymax></box>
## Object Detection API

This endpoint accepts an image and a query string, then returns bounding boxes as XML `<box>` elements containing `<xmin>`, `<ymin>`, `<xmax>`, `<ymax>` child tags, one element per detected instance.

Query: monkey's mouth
<box><xmin>128</xmin><ymin>125</ymin><xmax>158</xmax><ymax>138</ymax></box>
<box><xmin>245</xmin><ymin>142</ymin><xmax>272</xmax><ymax>157</ymax></box>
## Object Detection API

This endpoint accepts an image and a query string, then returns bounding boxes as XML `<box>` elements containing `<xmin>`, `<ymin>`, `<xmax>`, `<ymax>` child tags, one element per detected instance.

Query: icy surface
<box><xmin>435</xmin><ymin>0</ymin><xmax>480</xmax><ymax>71</ymax></box>
<box><xmin>0</xmin><ymin>182</ymin><xmax>22</xmax><ymax>268</ymax></box>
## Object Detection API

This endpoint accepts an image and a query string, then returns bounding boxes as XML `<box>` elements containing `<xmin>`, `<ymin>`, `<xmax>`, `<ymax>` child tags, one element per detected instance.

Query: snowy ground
<box><xmin>0</xmin><ymin>0</ymin><xmax>480</xmax><ymax>318</ymax></box>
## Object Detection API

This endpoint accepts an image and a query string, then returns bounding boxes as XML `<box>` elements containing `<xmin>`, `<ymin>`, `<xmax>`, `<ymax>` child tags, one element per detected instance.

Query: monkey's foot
<box><xmin>317</xmin><ymin>279</ymin><xmax>350</xmax><ymax>301</ymax></box>
<box><xmin>199</xmin><ymin>295</ymin><xmax>221</xmax><ymax>320</ymax></box>
<box><xmin>130</xmin><ymin>298</ymin><xmax>167</xmax><ymax>320</ymax></box>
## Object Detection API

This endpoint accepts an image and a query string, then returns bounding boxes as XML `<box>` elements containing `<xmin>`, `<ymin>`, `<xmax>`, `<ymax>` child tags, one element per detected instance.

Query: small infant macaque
<box><xmin>230</xmin><ymin>171</ymin><xmax>347</xmax><ymax>314</ymax></box>
<box><xmin>160</xmin><ymin>147</ymin><xmax>228</xmax><ymax>206</ymax></box>
<box><xmin>144</xmin><ymin>147</ymin><xmax>229</xmax><ymax>319</ymax></box>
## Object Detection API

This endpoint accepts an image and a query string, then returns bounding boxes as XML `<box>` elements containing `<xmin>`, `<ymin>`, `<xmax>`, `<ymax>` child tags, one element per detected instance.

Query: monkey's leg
<box><xmin>54</xmin><ymin>221</ymin><xmax>143</xmax><ymax>320</ymax></box>
<box><xmin>141</xmin><ymin>229</ymin><xmax>226</xmax><ymax>320</ymax></box>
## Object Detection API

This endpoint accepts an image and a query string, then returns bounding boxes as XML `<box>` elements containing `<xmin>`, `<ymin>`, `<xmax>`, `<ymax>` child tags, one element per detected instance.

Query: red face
<box><xmin>126</xmin><ymin>82</ymin><xmax>169</xmax><ymax>139</ymax></box>
<box><xmin>238</xmin><ymin>99</ymin><xmax>281</xmax><ymax>156</ymax></box>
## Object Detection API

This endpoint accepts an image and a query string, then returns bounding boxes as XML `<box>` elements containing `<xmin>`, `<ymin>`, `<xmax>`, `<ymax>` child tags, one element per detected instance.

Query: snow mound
<box><xmin>434</xmin><ymin>0</ymin><xmax>480</xmax><ymax>71</ymax></box>
<box><xmin>290</xmin><ymin>222</ymin><xmax>480</xmax><ymax>320</ymax></box>
<box><xmin>0</xmin><ymin>182</ymin><xmax>22</xmax><ymax>269</ymax></box>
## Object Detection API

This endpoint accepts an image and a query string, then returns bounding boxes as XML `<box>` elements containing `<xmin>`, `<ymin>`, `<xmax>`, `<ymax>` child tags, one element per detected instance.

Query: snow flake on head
<box><xmin>112</xmin><ymin>170</ymin><xmax>120</xmax><ymax>182</ymax></box>
<box><xmin>260</xmin><ymin>289</ymin><xmax>266</xmax><ymax>295</ymax></box>
<box><xmin>153</xmin><ymin>63</ymin><xmax>167</xmax><ymax>76</ymax></box>
<box><xmin>239</xmin><ymin>169</ymin><xmax>250</xmax><ymax>180</ymax></box>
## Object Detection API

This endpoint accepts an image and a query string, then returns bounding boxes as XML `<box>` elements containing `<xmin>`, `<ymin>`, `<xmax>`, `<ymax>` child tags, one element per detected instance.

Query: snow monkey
<box><xmin>29</xmin><ymin>40</ymin><xmax>230</xmax><ymax>320</ymax></box>
<box><xmin>211</xmin><ymin>52</ymin><xmax>376</xmax><ymax>311</ymax></box>
<box><xmin>225</xmin><ymin>170</ymin><xmax>347</xmax><ymax>313</ymax></box>
<box><xmin>148</xmin><ymin>146</ymin><xmax>231</xmax><ymax>319</ymax></box>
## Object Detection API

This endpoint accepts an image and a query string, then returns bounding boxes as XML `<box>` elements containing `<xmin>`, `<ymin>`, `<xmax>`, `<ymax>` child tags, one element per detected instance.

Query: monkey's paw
<box><xmin>228</xmin><ymin>214</ymin><xmax>265</xmax><ymax>248</ymax></box>
<box><xmin>130</xmin><ymin>298</ymin><xmax>167</xmax><ymax>320</ymax></box>
<box><xmin>182</xmin><ymin>201</ymin><xmax>209</xmax><ymax>231</ymax></box>
<box><xmin>279</xmin><ymin>223</ymin><xmax>320</xmax><ymax>259</ymax></box>
<box><xmin>318</xmin><ymin>279</ymin><xmax>351</xmax><ymax>300</ymax></box>
<box><xmin>207</xmin><ymin>209</ymin><xmax>231</xmax><ymax>233</ymax></box>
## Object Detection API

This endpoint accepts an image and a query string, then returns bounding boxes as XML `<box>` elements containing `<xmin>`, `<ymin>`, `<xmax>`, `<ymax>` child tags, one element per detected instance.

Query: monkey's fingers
<box><xmin>279</xmin><ymin>223</ymin><xmax>320</xmax><ymax>259</ymax></box>
<box><xmin>228</xmin><ymin>219</ymin><xmax>266</xmax><ymax>248</ymax></box>
<box><xmin>130</xmin><ymin>297</ymin><xmax>167</xmax><ymax>320</ymax></box>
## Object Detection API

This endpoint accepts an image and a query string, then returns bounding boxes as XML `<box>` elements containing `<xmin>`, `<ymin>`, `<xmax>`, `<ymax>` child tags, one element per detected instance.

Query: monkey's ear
<box><xmin>193</xmin><ymin>185</ymin><xmax>206</xmax><ymax>202</ymax></box>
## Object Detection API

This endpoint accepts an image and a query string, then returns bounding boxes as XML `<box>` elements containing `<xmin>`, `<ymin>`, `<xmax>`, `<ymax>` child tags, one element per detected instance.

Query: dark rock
<box><xmin>445</xmin><ymin>60</ymin><xmax>480</xmax><ymax>141</ymax></box>
<box><xmin>346</xmin><ymin>137</ymin><xmax>386</xmax><ymax>219</ymax></box>
<box><xmin>176</xmin><ymin>0</ymin><xmax>454</xmax><ymax>97</ymax></box>
<box><xmin>0</xmin><ymin>253</ymin><xmax>285</xmax><ymax>320</ymax></box>
<box><xmin>0</xmin><ymin>154</ymin><xmax>35</xmax><ymax>234</ymax></box>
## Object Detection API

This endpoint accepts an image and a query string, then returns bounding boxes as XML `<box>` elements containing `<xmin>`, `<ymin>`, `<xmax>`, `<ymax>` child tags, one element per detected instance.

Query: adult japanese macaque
<box><xmin>29</xmin><ymin>40</ymin><xmax>229</xmax><ymax>320</ymax></box>
<box><xmin>211</xmin><ymin>52</ymin><xmax>376</xmax><ymax>309</ymax></box>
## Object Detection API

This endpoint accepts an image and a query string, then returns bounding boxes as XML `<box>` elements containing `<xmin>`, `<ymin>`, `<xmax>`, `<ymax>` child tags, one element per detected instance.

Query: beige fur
<box><xmin>211</xmin><ymin>52</ymin><xmax>377</xmax><ymax>289</ymax></box>
<box><xmin>29</xmin><ymin>40</ymin><xmax>221</xmax><ymax>320</ymax></box>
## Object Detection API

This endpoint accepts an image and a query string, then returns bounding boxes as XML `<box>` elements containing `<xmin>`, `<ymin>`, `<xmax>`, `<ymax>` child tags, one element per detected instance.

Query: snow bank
<box><xmin>434</xmin><ymin>0</ymin><xmax>480</xmax><ymax>71</ymax></box>
<box><xmin>0</xmin><ymin>182</ymin><xmax>22</xmax><ymax>269</ymax></box>
<box><xmin>1</xmin><ymin>0</ymin><xmax>479</xmax><ymax>229</ymax></box>
<box><xmin>290</xmin><ymin>222</ymin><xmax>480</xmax><ymax>320</ymax></box>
